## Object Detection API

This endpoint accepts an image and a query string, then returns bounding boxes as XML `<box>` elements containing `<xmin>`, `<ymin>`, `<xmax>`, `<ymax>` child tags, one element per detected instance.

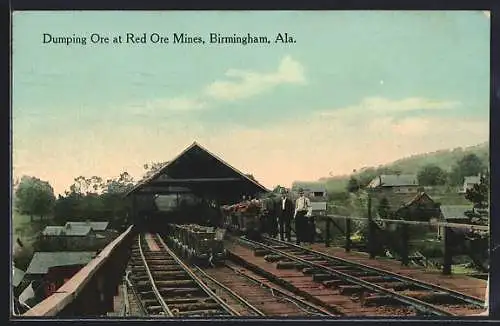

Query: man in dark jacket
<box><xmin>279</xmin><ymin>189</ymin><xmax>294</xmax><ymax>242</ymax></box>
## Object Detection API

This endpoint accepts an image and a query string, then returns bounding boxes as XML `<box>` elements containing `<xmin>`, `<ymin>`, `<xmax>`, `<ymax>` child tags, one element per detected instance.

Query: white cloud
<box><xmin>203</xmin><ymin>55</ymin><xmax>306</xmax><ymax>101</ymax></box>
<box><xmin>319</xmin><ymin>97</ymin><xmax>460</xmax><ymax>119</ymax></box>
<box><xmin>14</xmin><ymin>95</ymin><xmax>485</xmax><ymax>195</ymax></box>
<box><xmin>123</xmin><ymin>55</ymin><xmax>306</xmax><ymax>115</ymax></box>
<box><xmin>196</xmin><ymin>97</ymin><xmax>486</xmax><ymax>189</ymax></box>
<box><xmin>128</xmin><ymin>96</ymin><xmax>207</xmax><ymax>115</ymax></box>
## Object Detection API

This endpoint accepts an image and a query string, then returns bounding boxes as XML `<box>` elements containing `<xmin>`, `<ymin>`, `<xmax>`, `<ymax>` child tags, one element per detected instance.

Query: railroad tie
<box><xmin>136</xmin><ymin>279</ymin><xmax>196</xmax><ymax>287</ymax></box>
<box><xmin>312</xmin><ymin>273</ymin><xmax>336</xmax><ymax>282</ymax></box>
<box><xmin>404</xmin><ymin>291</ymin><xmax>465</xmax><ymax>304</ymax></box>
<box><xmin>293</xmin><ymin>263</ymin><xmax>308</xmax><ymax>270</ymax></box>
<box><xmin>338</xmin><ymin>285</ymin><xmax>365</xmax><ymax>295</ymax></box>
<box><xmin>360</xmin><ymin>294</ymin><xmax>404</xmax><ymax>307</ymax></box>
<box><xmin>159</xmin><ymin>287</ymin><xmax>206</xmax><ymax>296</ymax></box>
<box><xmin>254</xmin><ymin>249</ymin><xmax>270</xmax><ymax>257</ymax></box>
<box><xmin>164</xmin><ymin>297</ymin><xmax>216</xmax><ymax>305</ymax></box>
<box><xmin>322</xmin><ymin>279</ymin><xmax>350</xmax><ymax>288</ymax></box>
<box><xmin>167</xmin><ymin>302</ymin><xmax>223</xmax><ymax>311</ymax></box>
<box><xmin>379</xmin><ymin>282</ymin><xmax>415</xmax><ymax>291</ymax></box>
<box><xmin>174</xmin><ymin>309</ymin><xmax>227</xmax><ymax>317</ymax></box>
<box><xmin>302</xmin><ymin>267</ymin><xmax>323</xmax><ymax>275</ymax></box>
<box><xmin>151</xmin><ymin>271</ymin><xmax>189</xmax><ymax>278</ymax></box>
<box><xmin>264</xmin><ymin>254</ymin><xmax>283</xmax><ymax>262</ymax></box>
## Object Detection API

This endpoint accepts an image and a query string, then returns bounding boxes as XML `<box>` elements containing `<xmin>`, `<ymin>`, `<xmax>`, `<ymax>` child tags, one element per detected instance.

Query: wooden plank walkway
<box><xmin>307</xmin><ymin>244</ymin><xmax>487</xmax><ymax>301</ymax></box>
<box><xmin>144</xmin><ymin>233</ymin><xmax>160</xmax><ymax>251</ymax></box>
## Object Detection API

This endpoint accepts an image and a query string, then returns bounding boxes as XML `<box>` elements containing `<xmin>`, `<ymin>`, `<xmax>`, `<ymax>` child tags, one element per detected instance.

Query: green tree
<box><xmin>450</xmin><ymin>154</ymin><xmax>486</xmax><ymax>185</ymax></box>
<box><xmin>143</xmin><ymin>161</ymin><xmax>169</xmax><ymax>179</ymax></box>
<box><xmin>272</xmin><ymin>185</ymin><xmax>283</xmax><ymax>193</ymax></box>
<box><xmin>465</xmin><ymin>172</ymin><xmax>489</xmax><ymax>210</ymax></box>
<box><xmin>417</xmin><ymin>164</ymin><xmax>448</xmax><ymax>186</ymax></box>
<box><xmin>377</xmin><ymin>197</ymin><xmax>390</xmax><ymax>219</ymax></box>
<box><xmin>356</xmin><ymin>168</ymin><xmax>378</xmax><ymax>188</ymax></box>
<box><xmin>346</xmin><ymin>176</ymin><xmax>360</xmax><ymax>193</ymax></box>
<box><xmin>15</xmin><ymin>176</ymin><xmax>56</xmax><ymax>221</ymax></box>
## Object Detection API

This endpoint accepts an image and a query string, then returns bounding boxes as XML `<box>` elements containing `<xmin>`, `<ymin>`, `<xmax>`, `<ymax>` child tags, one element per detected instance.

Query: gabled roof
<box><xmin>291</xmin><ymin>181</ymin><xmax>327</xmax><ymax>193</ymax></box>
<box><xmin>42</xmin><ymin>225</ymin><xmax>93</xmax><ymax>236</ymax></box>
<box><xmin>440</xmin><ymin>205</ymin><xmax>473</xmax><ymax>219</ymax></box>
<box><xmin>65</xmin><ymin>221</ymin><xmax>109</xmax><ymax>231</ymax></box>
<box><xmin>42</xmin><ymin>226</ymin><xmax>65</xmax><ymax>236</ymax></box>
<box><xmin>401</xmin><ymin>192</ymin><xmax>434</xmax><ymax>208</ymax></box>
<box><xmin>26</xmin><ymin>252</ymin><xmax>96</xmax><ymax>275</ymax></box>
<box><xmin>13</xmin><ymin>267</ymin><xmax>25</xmax><ymax>287</ymax></box>
<box><xmin>464</xmin><ymin>176</ymin><xmax>481</xmax><ymax>184</ymax></box>
<box><xmin>125</xmin><ymin>141</ymin><xmax>269</xmax><ymax>197</ymax></box>
<box><xmin>368</xmin><ymin>174</ymin><xmax>418</xmax><ymax>188</ymax></box>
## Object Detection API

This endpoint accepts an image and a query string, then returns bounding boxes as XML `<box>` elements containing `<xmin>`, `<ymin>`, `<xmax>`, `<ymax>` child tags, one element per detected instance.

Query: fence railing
<box><xmin>319</xmin><ymin>214</ymin><xmax>489</xmax><ymax>275</ymax></box>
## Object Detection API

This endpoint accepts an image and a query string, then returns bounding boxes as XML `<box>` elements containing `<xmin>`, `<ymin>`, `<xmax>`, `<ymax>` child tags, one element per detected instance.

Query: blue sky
<box><xmin>12</xmin><ymin>11</ymin><xmax>490</xmax><ymax>195</ymax></box>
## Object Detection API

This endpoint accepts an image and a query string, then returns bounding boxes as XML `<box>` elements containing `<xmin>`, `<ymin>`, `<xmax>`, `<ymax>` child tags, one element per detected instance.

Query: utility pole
<box><xmin>367</xmin><ymin>191</ymin><xmax>376</xmax><ymax>259</ymax></box>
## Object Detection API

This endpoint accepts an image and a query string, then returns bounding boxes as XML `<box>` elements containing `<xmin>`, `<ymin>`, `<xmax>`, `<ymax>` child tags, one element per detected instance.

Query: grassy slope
<box><xmin>322</xmin><ymin>142</ymin><xmax>489</xmax><ymax>194</ymax></box>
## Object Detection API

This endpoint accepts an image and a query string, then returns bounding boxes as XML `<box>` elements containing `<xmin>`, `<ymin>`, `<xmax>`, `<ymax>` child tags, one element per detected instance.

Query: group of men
<box><xmin>263</xmin><ymin>188</ymin><xmax>316</xmax><ymax>245</ymax></box>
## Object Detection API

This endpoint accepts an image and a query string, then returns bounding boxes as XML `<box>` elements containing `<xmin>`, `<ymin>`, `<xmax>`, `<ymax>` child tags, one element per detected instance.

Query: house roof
<box><xmin>26</xmin><ymin>252</ymin><xmax>96</xmax><ymax>275</ymax></box>
<box><xmin>464</xmin><ymin>176</ymin><xmax>481</xmax><ymax>184</ymax></box>
<box><xmin>13</xmin><ymin>267</ymin><xmax>25</xmax><ymax>287</ymax></box>
<box><xmin>42</xmin><ymin>225</ymin><xmax>93</xmax><ymax>236</ymax></box>
<box><xmin>65</xmin><ymin>221</ymin><xmax>109</xmax><ymax>231</ymax></box>
<box><xmin>291</xmin><ymin>181</ymin><xmax>327</xmax><ymax>193</ymax></box>
<box><xmin>125</xmin><ymin>141</ymin><xmax>269</xmax><ymax>199</ymax></box>
<box><xmin>400</xmin><ymin>192</ymin><xmax>434</xmax><ymax>208</ymax></box>
<box><xmin>42</xmin><ymin>226</ymin><xmax>65</xmax><ymax>236</ymax></box>
<box><xmin>440</xmin><ymin>205</ymin><xmax>473</xmax><ymax>219</ymax></box>
<box><xmin>368</xmin><ymin>174</ymin><xmax>418</xmax><ymax>188</ymax></box>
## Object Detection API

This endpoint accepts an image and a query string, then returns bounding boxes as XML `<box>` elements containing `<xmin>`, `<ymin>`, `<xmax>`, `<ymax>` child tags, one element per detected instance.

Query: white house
<box><xmin>460</xmin><ymin>175</ymin><xmax>481</xmax><ymax>193</ymax></box>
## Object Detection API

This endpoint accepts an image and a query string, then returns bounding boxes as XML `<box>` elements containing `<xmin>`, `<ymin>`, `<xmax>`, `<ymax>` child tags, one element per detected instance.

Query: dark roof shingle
<box><xmin>65</xmin><ymin>222</ymin><xmax>109</xmax><ymax>231</ymax></box>
<box><xmin>440</xmin><ymin>205</ymin><xmax>473</xmax><ymax>219</ymax></box>
<box><xmin>26</xmin><ymin>252</ymin><xmax>96</xmax><ymax>275</ymax></box>
<box><xmin>291</xmin><ymin>181</ymin><xmax>327</xmax><ymax>193</ymax></box>
<box><xmin>13</xmin><ymin>267</ymin><xmax>25</xmax><ymax>287</ymax></box>
<box><xmin>368</xmin><ymin>174</ymin><xmax>418</xmax><ymax>188</ymax></box>
<box><xmin>42</xmin><ymin>225</ymin><xmax>93</xmax><ymax>236</ymax></box>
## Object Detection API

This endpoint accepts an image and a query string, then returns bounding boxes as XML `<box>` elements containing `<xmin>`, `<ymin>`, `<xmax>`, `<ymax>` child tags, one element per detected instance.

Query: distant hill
<box><xmin>321</xmin><ymin>142</ymin><xmax>489</xmax><ymax>193</ymax></box>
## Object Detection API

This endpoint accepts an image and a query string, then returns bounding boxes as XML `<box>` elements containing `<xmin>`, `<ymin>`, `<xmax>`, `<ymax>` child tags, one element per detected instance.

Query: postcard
<box><xmin>11</xmin><ymin>10</ymin><xmax>490</xmax><ymax>318</ymax></box>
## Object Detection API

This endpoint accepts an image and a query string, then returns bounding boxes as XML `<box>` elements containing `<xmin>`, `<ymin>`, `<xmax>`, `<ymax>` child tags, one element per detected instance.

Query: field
<box><xmin>12</xmin><ymin>210</ymin><xmax>54</xmax><ymax>270</ymax></box>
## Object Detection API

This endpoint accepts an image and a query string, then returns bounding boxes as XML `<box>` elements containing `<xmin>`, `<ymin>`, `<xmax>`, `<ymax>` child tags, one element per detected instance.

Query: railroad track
<box><xmin>127</xmin><ymin>232</ymin><xmax>240</xmax><ymax>317</ymax></box>
<box><xmin>236</xmin><ymin>236</ymin><xmax>485</xmax><ymax>316</ymax></box>
<box><xmin>193</xmin><ymin>261</ymin><xmax>338</xmax><ymax>317</ymax></box>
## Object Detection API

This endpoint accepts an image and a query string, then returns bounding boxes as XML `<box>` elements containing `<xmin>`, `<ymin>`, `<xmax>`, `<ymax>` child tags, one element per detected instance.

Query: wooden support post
<box><xmin>442</xmin><ymin>226</ymin><xmax>452</xmax><ymax>275</ymax></box>
<box><xmin>400</xmin><ymin>224</ymin><xmax>409</xmax><ymax>266</ymax></box>
<box><xmin>73</xmin><ymin>277</ymin><xmax>101</xmax><ymax>316</ymax></box>
<box><xmin>325</xmin><ymin>217</ymin><xmax>331</xmax><ymax>247</ymax></box>
<box><xmin>367</xmin><ymin>194</ymin><xmax>376</xmax><ymax>259</ymax></box>
<box><xmin>132</xmin><ymin>195</ymin><xmax>138</xmax><ymax>226</ymax></box>
<box><xmin>345</xmin><ymin>217</ymin><xmax>352</xmax><ymax>253</ymax></box>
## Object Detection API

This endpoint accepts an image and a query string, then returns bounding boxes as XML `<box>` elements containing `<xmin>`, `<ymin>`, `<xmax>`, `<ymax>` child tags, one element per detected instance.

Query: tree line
<box><xmin>345</xmin><ymin>153</ymin><xmax>488</xmax><ymax>193</ymax></box>
<box><xmin>14</xmin><ymin>162</ymin><xmax>169</xmax><ymax>228</ymax></box>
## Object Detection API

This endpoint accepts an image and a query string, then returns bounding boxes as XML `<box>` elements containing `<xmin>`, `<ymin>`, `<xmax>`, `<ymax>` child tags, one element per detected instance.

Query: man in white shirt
<box><xmin>294</xmin><ymin>188</ymin><xmax>311</xmax><ymax>245</ymax></box>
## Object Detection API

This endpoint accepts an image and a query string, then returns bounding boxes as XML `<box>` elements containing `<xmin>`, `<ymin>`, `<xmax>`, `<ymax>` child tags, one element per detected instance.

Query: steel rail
<box><xmin>264</xmin><ymin>236</ymin><xmax>485</xmax><ymax>307</ymax></box>
<box><xmin>137</xmin><ymin>234</ymin><xmax>174</xmax><ymax>316</ymax></box>
<box><xmin>239</xmin><ymin>237</ymin><xmax>456</xmax><ymax>316</ymax></box>
<box><xmin>223</xmin><ymin>261</ymin><xmax>338</xmax><ymax>316</ymax></box>
<box><xmin>192</xmin><ymin>265</ymin><xmax>266</xmax><ymax>316</ymax></box>
<box><xmin>125</xmin><ymin>269</ymin><xmax>148</xmax><ymax>316</ymax></box>
<box><xmin>154</xmin><ymin>233</ymin><xmax>241</xmax><ymax>316</ymax></box>
<box><xmin>122</xmin><ymin>278</ymin><xmax>130</xmax><ymax>316</ymax></box>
